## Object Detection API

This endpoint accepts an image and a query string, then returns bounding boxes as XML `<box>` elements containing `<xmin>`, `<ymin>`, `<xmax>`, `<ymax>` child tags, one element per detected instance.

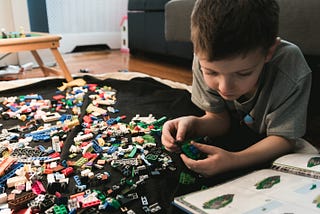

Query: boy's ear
<box><xmin>265</xmin><ymin>37</ymin><xmax>281</xmax><ymax>62</ymax></box>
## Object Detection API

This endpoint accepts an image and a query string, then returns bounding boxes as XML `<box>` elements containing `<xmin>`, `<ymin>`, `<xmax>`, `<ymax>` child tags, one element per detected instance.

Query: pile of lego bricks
<box><xmin>0</xmin><ymin>75</ymin><xmax>204</xmax><ymax>213</ymax></box>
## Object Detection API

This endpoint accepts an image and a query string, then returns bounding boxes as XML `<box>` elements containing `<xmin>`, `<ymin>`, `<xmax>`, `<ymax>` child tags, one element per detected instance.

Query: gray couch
<box><xmin>165</xmin><ymin>0</ymin><xmax>320</xmax><ymax>56</ymax></box>
<box><xmin>127</xmin><ymin>0</ymin><xmax>194</xmax><ymax>60</ymax></box>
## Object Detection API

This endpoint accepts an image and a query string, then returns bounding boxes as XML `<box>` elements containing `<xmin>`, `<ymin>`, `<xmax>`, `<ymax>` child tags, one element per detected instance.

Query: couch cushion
<box><xmin>165</xmin><ymin>0</ymin><xmax>320</xmax><ymax>55</ymax></box>
<box><xmin>165</xmin><ymin>0</ymin><xmax>196</xmax><ymax>41</ymax></box>
<box><xmin>277</xmin><ymin>0</ymin><xmax>320</xmax><ymax>55</ymax></box>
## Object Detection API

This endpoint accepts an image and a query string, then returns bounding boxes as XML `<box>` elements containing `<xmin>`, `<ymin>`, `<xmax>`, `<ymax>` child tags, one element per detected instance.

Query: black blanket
<box><xmin>0</xmin><ymin>76</ymin><xmax>210</xmax><ymax>214</ymax></box>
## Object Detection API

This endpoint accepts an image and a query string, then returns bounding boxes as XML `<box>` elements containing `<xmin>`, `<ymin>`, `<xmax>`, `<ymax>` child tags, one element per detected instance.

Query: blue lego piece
<box><xmin>37</xmin><ymin>145</ymin><xmax>46</xmax><ymax>152</ymax></box>
<box><xmin>95</xmin><ymin>134</ymin><xmax>102</xmax><ymax>140</ymax></box>
<box><xmin>68</xmin><ymin>208</ymin><xmax>77</xmax><ymax>214</ymax></box>
<box><xmin>107</xmin><ymin>145</ymin><xmax>118</xmax><ymax>154</ymax></box>
<box><xmin>74</xmin><ymin>89</ymin><xmax>83</xmax><ymax>94</ymax></box>
<box><xmin>90</xmin><ymin>115</ymin><xmax>99</xmax><ymax>121</ymax></box>
<box><xmin>107</xmin><ymin>118</ymin><xmax>117</xmax><ymax>125</ymax></box>
<box><xmin>61</xmin><ymin>160</ymin><xmax>68</xmax><ymax>168</ymax></box>
<box><xmin>32</xmin><ymin>134</ymin><xmax>51</xmax><ymax>141</ymax></box>
<box><xmin>29</xmin><ymin>156</ymin><xmax>51</xmax><ymax>161</ymax></box>
<box><xmin>24</xmin><ymin>94</ymin><xmax>43</xmax><ymax>100</ymax></box>
<box><xmin>59</xmin><ymin>114</ymin><xmax>72</xmax><ymax>122</ymax></box>
<box><xmin>25</xmin><ymin>127</ymin><xmax>57</xmax><ymax>136</ymax></box>
<box><xmin>9</xmin><ymin>106</ymin><xmax>18</xmax><ymax>112</ymax></box>
<box><xmin>7</xmin><ymin>134</ymin><xmax>19</xmax><ymax>141</ymax></box>
<box><xmin>0</xmin><ymin>184</ymin><xmax>5</xmax><ymax>193</ymax></box>
<box><xmin>0</xmin><ymin>162</ymin><xmax>24</xmax><ymax>184</ymax></box>
<box><xmin>91</xmin><ymin>140</ymin><xmax>103</xmax><ymax>153</ymax></box>
<box><xmin>99</xmin><ymin>200</ymin><xmax>110</xmax><ymax>210</ymax></box>
<box><xmin>73</xmin><ymin>175</ymin><xmax>87</xmax><ymax>192</ymax></box>
<box><xmin>73</xmin><ymin>175</ymin><xmax>82</xmax><ymax>186</ymax></box>
<box><xmin>243</xmin><ymin>114</ymin><xmax>254</xmax><ymax>124</ymax></box>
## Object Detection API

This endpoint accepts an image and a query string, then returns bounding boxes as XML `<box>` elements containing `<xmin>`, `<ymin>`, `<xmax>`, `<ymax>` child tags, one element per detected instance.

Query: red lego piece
<box><xmin>87</xmin><ymin>84</ymin><xmax>98</xmax><ymax>91</ymax></box>
<box><xmin>32</xmin><ymin>180</ymin><xmax>46</xmax><ymax>195</ymax></box>
<box><xmin>49</xmin><ymin>152</ymin><xmax>60</xmax><ymax>158</ymax></box>
<box><xmin>52</xmin><ymin>94</ymin><xmax>65</xmax><ymax>100</ymax></box>
<box><xmin>83</xmin><ymin>115</ymin><xmax>92</xmax><ymax>124</ymax></box>
<box><xmin>83</xmin><ymin>153</ymin><xmax>97</xmax><ymax>160</ymax></box>
<box><xmin>61</xmin><ymin>166</ymin><xmax>74</xmax><ymax>177</ymax></box>
<box><xmin>81</xmin><ymin>199</ymin><xmax>101</xmax><ymax>208</ymax></box>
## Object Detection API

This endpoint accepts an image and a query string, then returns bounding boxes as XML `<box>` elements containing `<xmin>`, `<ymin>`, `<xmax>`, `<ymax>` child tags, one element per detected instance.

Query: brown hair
<box><xmin>191</xmin><ymin>0</ymin><xmax>279</xmax><ymax>60</ymax></box>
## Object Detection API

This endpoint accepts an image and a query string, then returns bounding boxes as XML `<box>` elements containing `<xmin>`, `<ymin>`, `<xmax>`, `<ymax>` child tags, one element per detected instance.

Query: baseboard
<box><xmin>58</xmin><ymin>32</ymin><xmax>122</xmax><ymax>53</ymax></box>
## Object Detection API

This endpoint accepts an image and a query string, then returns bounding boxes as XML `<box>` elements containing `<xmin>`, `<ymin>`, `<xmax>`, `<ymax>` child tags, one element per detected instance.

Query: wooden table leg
<box><xmin>51</xmin><ymin>48</ymin><xmax>73</xmax><ymax>82</ymax></box>
<box><xmin>31</xmin><ymin>50</ymin><xmax>50</xmax><ymax>77</ymax></box>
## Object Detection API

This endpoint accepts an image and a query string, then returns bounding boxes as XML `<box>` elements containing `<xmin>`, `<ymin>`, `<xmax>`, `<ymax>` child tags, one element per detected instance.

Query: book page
<box><xmin>174</xmin><ymin>169</ymin><xmax>320</xmax><ymax>214</ymax></box>
<box><xmin>272</xmin><ymin>153</ymin><xmax>320</xmax><ymax>178</ymax></box>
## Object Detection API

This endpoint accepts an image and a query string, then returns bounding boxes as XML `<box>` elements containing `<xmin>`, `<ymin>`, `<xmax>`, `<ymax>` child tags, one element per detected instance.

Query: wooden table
<box><xmin>0</xmin><ymin>32</ymin><xmax>73</xmax><ymax>82</ymax></box>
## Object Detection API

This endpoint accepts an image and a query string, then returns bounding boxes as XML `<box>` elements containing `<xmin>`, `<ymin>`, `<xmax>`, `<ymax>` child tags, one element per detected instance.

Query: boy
<box><xmin>161</xmin><ymin>0</ymin><xmax>312</xmax><ymax>177</ymax></box>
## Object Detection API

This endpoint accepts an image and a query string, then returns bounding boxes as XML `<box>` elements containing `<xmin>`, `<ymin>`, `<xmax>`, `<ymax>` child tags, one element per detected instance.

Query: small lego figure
<box><xmin>1</xmin><ymin>28</ymin><xmax>7</xmax><ymax>39</ymax></box>
<box><xmin>19</xmin><ymin>26</ymin><xmax>25</xmax><ymax>38</ymax></box>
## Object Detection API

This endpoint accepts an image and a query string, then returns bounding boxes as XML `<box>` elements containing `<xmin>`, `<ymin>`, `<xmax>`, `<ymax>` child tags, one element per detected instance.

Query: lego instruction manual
<box><xmin>174</xmin><ymin>153</ymin><xmax>320</xmax><ymax>214</ymax></box>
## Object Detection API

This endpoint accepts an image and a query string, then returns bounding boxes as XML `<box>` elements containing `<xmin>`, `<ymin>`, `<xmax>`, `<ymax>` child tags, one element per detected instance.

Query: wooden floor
<box><xmin>16</xmin><ymin>50</ymin><xmax>193</xmax><ymax>85</ymax></box>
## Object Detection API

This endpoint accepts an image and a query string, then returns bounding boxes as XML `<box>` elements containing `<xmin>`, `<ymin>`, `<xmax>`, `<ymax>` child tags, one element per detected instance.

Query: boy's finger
<box><xmin>191</xmin><ymin>141</ymin><xmax>215</xmax><ymax>153</ymax></box>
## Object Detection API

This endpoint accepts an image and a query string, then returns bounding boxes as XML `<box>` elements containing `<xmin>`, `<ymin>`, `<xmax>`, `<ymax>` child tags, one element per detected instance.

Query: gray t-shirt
<box><xmin>191</xmin><ymin>40</ymin><xmax>312</xmax><ymax>139</ymax></box>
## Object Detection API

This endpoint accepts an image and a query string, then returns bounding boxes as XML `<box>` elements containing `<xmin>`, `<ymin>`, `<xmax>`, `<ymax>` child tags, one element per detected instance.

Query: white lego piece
<box><xmin>41</xmin><ymin>112</ymin><xmax>61</xmax><ymax>122</ymax></box>
<box><xmin>0</xmin><ymin>193</ymin><xmax>7</xmax><ymax>204</ymax></box>
<box><xmin>6</xmin><ymin>176</ymin><xmax>27</xmax><ymax>188</ymax></box>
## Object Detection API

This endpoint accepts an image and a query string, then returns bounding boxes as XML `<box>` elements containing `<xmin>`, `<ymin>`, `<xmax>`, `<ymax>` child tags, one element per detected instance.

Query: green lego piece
<box><xmin>179</xmin><ymin>140</ymin><xmax>207</xmax><ymax>160</ymax></box>
<box><xmin>53</xmin><ymin>205</ymin><xmax>67</xmax><ymax>214</ymax></box>
<box><xmin>179</xmin><ymin>172</ymin><xmax>196</xmax><ymax>185</ymax></box>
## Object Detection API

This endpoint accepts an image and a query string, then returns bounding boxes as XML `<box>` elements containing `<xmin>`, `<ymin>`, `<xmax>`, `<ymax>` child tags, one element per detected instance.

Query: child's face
<box><xmin>199</xmin><ymin>49</ymin><xmax>267</xmax><ymax>101</ymax></box>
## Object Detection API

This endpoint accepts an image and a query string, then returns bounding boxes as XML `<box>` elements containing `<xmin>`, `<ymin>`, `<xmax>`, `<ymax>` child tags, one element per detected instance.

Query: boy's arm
<box><xmin>233</xmin><ymin>135</ymin><xmax>294</xmax><ymax>168</ymax></box>
<box><xmin>194</xmin><ymin>110</ymin><xmax>231</xmax><ymax>138</ymax></box>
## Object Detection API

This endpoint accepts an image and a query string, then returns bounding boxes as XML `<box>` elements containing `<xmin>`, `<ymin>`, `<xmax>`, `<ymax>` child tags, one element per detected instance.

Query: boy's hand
<box><xmin>181</xmin><ymin>141</ymin><xmax>236</xmax><ymax>177</ymax></box>
<box><xmin>178</xmin><ymin>139</ymin><xmax>207</xmax><ymax>160</ymax></box>
<box><xmin>161</xmin><ymin>116</ymin><xmax>197</xmax><ymax>153</ymax></box>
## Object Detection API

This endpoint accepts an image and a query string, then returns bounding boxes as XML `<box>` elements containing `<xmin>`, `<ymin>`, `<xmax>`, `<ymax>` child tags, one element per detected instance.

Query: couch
<box><xmin>127</xmin><ymin>0</ymin><xmax>194</xmax><ymax>60</ymax></box>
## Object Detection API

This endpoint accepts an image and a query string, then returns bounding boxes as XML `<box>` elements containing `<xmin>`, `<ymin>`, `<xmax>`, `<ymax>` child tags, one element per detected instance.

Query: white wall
<box><xmin>0</xmin><ymin>0</ymin><xmax>38</xmax><ymax>66</ymax></box>
<box><xmin>46</xmin><ymin>0</ymin><xmax>128</xmax><ymax>53</ymax></box>
<box><xmin>0</xmin><ymin>0</ymin><xmax>18</xmax><ymax>66</ymax></box>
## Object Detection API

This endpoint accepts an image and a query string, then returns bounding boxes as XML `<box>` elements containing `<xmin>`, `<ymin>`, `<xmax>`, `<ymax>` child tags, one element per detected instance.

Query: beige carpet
<box><xmin>0</xmin><ymin>71</ymin><xmax>192</xmax><ymax>92</ymax></box>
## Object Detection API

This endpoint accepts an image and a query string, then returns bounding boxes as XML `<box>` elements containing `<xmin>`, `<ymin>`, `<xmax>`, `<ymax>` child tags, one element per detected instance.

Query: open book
<box><xmin>173</xmin><ymin>139</ymin><xmax>320</xmax><ymax>214</ymax></box>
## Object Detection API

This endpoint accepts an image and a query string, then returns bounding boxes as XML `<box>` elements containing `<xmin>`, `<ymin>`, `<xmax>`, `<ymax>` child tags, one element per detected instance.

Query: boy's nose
<box><xmin>218</xmin><ymin>77</ymin><xmax>234</xmax><ymax>94</ymax></box>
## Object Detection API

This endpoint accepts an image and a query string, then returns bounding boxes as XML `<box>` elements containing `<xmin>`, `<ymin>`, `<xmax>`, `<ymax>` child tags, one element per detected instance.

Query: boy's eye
<box><xmin>202</xmin><ymin>69</ymin><xmax>218</xmax><ymax>76</ymax></box>
<box><xmin>206</xmin><ymin>71</ymin><xmax>218</xmax><ymax>76</ymax></box>
<box><xmin>237</xmin><ymin>71</ymin><xmax>252</xmax><ymax>77</ymax></box>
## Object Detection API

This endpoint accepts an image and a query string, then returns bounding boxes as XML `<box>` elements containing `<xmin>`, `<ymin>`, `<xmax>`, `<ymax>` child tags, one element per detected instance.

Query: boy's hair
<box><xmin>191</xmin><ymin>0</ymin><xmax>279</xmax><ymax>60</ymax></box>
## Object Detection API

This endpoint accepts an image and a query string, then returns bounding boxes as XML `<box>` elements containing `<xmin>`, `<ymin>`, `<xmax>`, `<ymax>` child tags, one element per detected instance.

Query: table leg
<box><xmin>51</xmin><ymin>48</ymin><xmax>73</xmax><ymax>82</ymax></box>
<box><xmin>31</xmin><ymin>50</ymin><xmax>50</xmax><ymax>77</ymax></box>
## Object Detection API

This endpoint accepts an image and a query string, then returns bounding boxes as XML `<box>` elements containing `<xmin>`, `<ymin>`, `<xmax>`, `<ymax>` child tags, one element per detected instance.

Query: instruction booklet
<box><xmin>173</xmin><ymin>140</ymin><xmax>320</xmax><ymax>214</ymax></box>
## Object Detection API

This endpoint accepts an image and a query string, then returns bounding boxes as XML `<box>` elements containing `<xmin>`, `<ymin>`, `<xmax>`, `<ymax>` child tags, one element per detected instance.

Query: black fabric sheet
<box><xmin>0</xmin><ymin>76</ymin><xmax>209</xmax><ymax>214</ymax></box>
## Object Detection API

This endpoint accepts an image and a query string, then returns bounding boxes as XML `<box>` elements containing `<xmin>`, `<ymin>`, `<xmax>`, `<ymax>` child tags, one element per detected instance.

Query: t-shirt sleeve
<box><xmin>191</xmin><ymin>56</ymin><xmax>226</xmax><ymax>113</ymax></box>
<box><xmin>265</xmin><ymin>46</ymin><xmax>312</xmax><ymax>139</ymax></box>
